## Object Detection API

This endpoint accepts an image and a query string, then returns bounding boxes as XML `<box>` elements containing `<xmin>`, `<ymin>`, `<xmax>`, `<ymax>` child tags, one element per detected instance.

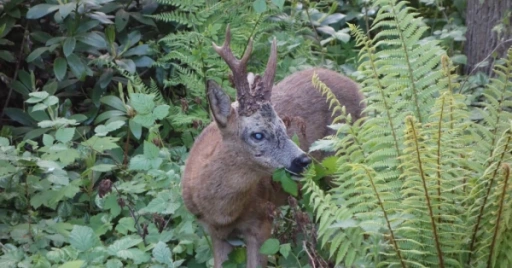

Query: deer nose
<box><xmin>289</xmin><ymin>154</ymin><xmax>312</xmax><ymax>175</ymax></box>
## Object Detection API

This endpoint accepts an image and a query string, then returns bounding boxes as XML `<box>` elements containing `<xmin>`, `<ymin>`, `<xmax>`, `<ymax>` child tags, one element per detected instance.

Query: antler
<box><xmin>213</xmin><ymin>25</ymin><xmax>278</xmax><ymax>116</ymax></box>
<box><xmin>212</xmin><ymin>25</ymin><xmax>253</xmax><ymax>102</ymax></box>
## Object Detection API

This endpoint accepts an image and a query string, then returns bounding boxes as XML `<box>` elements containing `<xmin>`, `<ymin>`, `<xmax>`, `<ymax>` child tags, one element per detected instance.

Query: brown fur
<box><xmin>182</xmin><ymin>68</ymin><xmax>365</xmax><ymax>267</ymax></box>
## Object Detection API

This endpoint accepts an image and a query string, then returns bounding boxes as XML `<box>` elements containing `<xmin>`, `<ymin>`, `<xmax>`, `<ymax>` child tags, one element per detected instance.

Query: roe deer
<box><xmin>182</xmin><ymin>26</ymin><xmax>365</xmax><ymax>268</ymax></box>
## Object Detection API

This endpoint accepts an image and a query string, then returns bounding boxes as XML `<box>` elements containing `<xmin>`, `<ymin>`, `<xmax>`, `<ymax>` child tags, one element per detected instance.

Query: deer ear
<box><xmin>207</xmin><ymin>80</ymin><xmax>232</xmax><ymax>128</ymax></box>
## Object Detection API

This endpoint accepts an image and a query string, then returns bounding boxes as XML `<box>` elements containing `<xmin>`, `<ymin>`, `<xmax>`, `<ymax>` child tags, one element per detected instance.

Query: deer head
<box><xmin>207</xmin><ymin>26</ymin><xmax>311</xmax><ymax>175</ymax></box>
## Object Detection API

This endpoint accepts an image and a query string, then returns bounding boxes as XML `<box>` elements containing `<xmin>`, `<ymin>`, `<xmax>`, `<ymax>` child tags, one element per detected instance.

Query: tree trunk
<box><xmin>464</xmin><ymin>0</ymin><xmax>512</xmax><ymax>75</ymax></box>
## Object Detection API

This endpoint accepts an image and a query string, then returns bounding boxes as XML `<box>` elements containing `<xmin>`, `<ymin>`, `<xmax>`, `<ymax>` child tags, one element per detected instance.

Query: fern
<box><xmin>304</xmin><ymin>0</ymin><xmax>512</xmax><ymax>266</ymax></box>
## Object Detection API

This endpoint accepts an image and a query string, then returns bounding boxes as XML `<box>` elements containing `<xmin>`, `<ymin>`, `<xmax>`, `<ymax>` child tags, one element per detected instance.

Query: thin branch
<box><xmin>459</xmin><ymin>38</ymin><xmax>512</xmax><ymax>92</ymax></box>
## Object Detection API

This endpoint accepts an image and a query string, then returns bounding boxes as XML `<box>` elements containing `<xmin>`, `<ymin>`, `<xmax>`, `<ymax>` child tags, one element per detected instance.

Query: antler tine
<box><xmin>212</xmin><ymin>25</ymin><xmax>253</xmax><ymax>97</ymax></box>
<box><xmin>261</xmin><ymin>37</ymin><xmax>278</xmax><ymax>100</ymax></box>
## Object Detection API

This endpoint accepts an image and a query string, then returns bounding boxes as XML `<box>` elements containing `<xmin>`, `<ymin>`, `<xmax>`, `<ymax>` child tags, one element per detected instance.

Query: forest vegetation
<box><xmin>0</xmin><ymin>0</ymin><xmax>511</xmax><ymax>267</ymax></box>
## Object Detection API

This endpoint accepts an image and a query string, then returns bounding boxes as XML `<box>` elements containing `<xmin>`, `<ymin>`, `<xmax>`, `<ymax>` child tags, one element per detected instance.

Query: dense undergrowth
<box><xmin>1</xmin><ymin>0</ymin><xmax>510</xmax><ymax>267</ymax></box>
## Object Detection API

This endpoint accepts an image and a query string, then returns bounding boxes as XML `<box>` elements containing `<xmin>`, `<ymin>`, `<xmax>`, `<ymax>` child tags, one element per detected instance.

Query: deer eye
<box><xmin>251</xmin><ymin>132</ymin><xmax>265</xmax><ymax>141</ymax></box>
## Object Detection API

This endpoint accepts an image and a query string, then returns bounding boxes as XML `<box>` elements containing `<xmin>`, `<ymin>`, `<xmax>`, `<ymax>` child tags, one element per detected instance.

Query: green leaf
<box><xmin>0</xmin><ymin>50</ymin><xmax>15</xmax><ymax>62</ymax></box>
<box><xmin>153</xmin><ymin>241</ymin><xmax>173</xmax><ymax>265</ymax></box>
<box><xmin>123</xmin><ymin>44</ymin><xmax>149</xmax><ymax>57</ymax></box>
<box><xmin>259</xmin><ymin>238</ymin><xmax>279</xmax><ymax>255</ymax></box>
<box><xmin>26</xmin><ymin>47</ymin><xmax>48</xmax><ymax>62</ymax></box>
<box><xmin>69</xmin><ymin>225</ymin><xmax>100</xmax><ymax>251</ymax></box>
<box><xmin>63</xmin><ymin>37</ymin><xmax>76</xmax><ymax>57</ymax></box>
<box><xmin>55</xmin><ymin>127</ymin><xmax>75</xmax><ymax>143</ymax></box>
<box><xmin>153</xmin><ymin>105</ymin><xmax>170</xmax><ymax>119</ymax></box>
<box><xmin>272</xmin><ymin>169</ymin><xmax>298</xmax><ymax>196</ymax></box>
<box><xmin>0</xmin><ymin>137</ymin><xmax>9</xmax><ymax>146</ymax></box>
<box><xmin>58</xmin><ymin>260</ymin><xmax>84</xmax><ymax>268</ymax></box>
<box><xmin>95</xmin><ymin>121</ymin><xmax>125</xmax><ymax>136</ymax></box>
<box><xmin>53</xmin><ymin>57</ymin><xmax>67</xmax><ymax>81</ymax></box>
<box><xmin>144</xmin><ymin>140</ymin><xmax>159</xmax><ymax>158</ymax></box>
<box><xmin>78</xmin><ymin>31</ymin><xmax>107</xmax><ymax>49</ymax></box>
<box><xmin>26</xmin><ymin>91</ymin><xmax>49</xmax><ymax>103</ymax></box>
<box><xmin>130</xmin><ymin>93</ymin><xmax>155</xmax><ymax>114</ymax></box>
<box><xmin>4</xmin><ymin>108</ymin><xmax>36</xmax><ymax>126</ymax></box>
<box><xmin>82</xmin><ymin>136</ymin><xmax>120</xmax><ymax>153</ymax></box>
<box><xmin>91</xmin><ymin>164</ymin><xmax>116</xmax><ymax>172</ymax></box>
<box><xmin>100</xmin><ymin>95</ymin><xmax>126</xmax><ymax>112</ymax></box>
<box><xmin>42</xmin><ymin>134</ymin><xmax>54</xmax><ymax>146</ymax></box>
<box><xmin>133</xmin><ymin>113</ymin><xmax>155</xmax><ymax>128</ymax></box>
<box><xmin>66</xmin><ymin>53</ymin><xmax>86</xmax><ymax>79</ymax></box>
<box><xmin>115</xmin><ymin>217</ymin><xmax>136</xmax><ymax>235</ymax></box>
<box><xmin>129</xmin><ymin>119</ymin><xmax>142</xmax><ymax>139</ymax></box>
<box><xmin>26</xmin><ymin>4</ymin><xmax>59</xmax><ymax>19</ymax></box>
<box><xmin>115</xmin><ymin>9</ymin><xmax>130</xmax><ymax>32</ymax></box>
<box><xmin>115</xmin><ymin>59</ymin><xmax>136</xmax><ymax>73</ymax></box>
<box><xmin>253</xmin><ymin>0</ymin><xmax>267</xmax><ymax>13</ymax></box>
<box><xmin>43</xmin><ymin>95</ymin><xmax>58</xmax><ymax>106</ymax></box>
<box><xmin>43</xmin><ymin>80</ymin><xmax>58</xmax><ymax>95</ymax></box>
<box><xmin>108</xmin><ymin>236</ymin><xmax>142</xmax><ymax>253</ymax></box>
<box><xmin>279</xmin><ymin>243</ymin><xmax>291</xmax><ymax>258</ymax></box>
<box><xmin>272</xmin><ymin>0</ymin><xmax>285</xmax><ymax>10</ymax></box>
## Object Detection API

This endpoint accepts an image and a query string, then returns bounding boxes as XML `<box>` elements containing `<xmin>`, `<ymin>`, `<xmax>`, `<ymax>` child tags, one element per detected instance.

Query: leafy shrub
<box><xmin>304</xmin><ymin>0</ymin><xmax>512</xmax><ymax>267</ymax></box>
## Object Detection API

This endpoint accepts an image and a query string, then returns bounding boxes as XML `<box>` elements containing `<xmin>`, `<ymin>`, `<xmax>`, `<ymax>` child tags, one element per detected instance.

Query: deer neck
<box><xmin>207</xmin><ymin>142</ymin><xmax>267</xmax><ymax>194</ymax></box>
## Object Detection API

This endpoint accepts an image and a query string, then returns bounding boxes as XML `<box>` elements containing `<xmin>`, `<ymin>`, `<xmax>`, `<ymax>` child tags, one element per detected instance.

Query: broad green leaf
<box><xmin>0</xmin><ymin>137</ymin><xmax>9</xmax><ymax>146</ymax></box>
<box><xmin>144</xmin><ymin>140</ymin><xmax>159</xmax><ymax>158</ymax></box>
<box><xmin>123</xmin><ymin>44</ymin><xmax>149</xmax><ymax>57</ymax></box>
<box><xmin>279</xmin><ymin>243</ymin><xmax>291</xmax><ymax>258</ymax></box>
<box><xmin>153</xmin><ymin>105</ymin><xmax>170</xmax><ymax>119</ymax></box>
<box><xmin>100</xmin><ymin>95</ymin><xmax>126</xmax><ymax>112</ymax></box>
<box><xmin>115</xmin><ymin>248</ymin><xmax>150</xmax><ymax>265</ymax></box>
<box><xmin>272</xmin><ymin>0</ymin><xmax>285</xmax><ymax>10</ymax></box>
<box><xmin>58</xmin><ymin>260</ymin><xmax>84</xmax><ymax>268</ymax></box>
<box><xmin>133</xmin><ymin>113</ymin><xmax>155</xmax><ymax>128</ymax></box>
<box><xmin>99</xmin><ymin>69</ymin><xmax>114</xmax><ymax>88</ymax></box>
<box><xmin>115</xmin><ymin>9</ymin><xmax>130</xmax><ymax>32</ymax></box>
<box><xmin>58</xmin><ymin>3</ymin><xmax>75</xmax><ymax>19</ymax></box>
<box><xmin>66</xmin><ymin>53</ymin><xmax>87</xmax><ymax>79</ymax></box>
<box><xmin>43</xmin><ymin>95</ymin><xmax>59</xmax><ymax>106</ymax></box>
<box><xmin>153</xmin><ymin>241</ymin><xmax>173</xmax><ymax>265</ymax></box>
<box><xmin>53</xmin><ymin>57</ymin><xmax>67</xmax><ymax>81</ymax></box>
<box><xmin>69</xmin><ymin>225</ymin><xmax>100</xmax><ymax>251</ymax></box>
<box><xmin>115</xmin><ymin>217</ymin><xmax>136</xmax><ymax>235</ymax></box>
<box><xmin>55</xmin><ymin>127</ymin><xmax>75</xmax><ymax>143</ymax></box>
<box><xmin>4</xmin><ymin>108</ymin><xmax>36</xmax><ymax>126</ymax></box>
<box><xmin>43</xmin><ymin>80</ymin><xmax>58</xmax><ymax>95</ymax></box>
<box><xmin>253</xmin><ymin>0</ymin><xmax>267</xmax><ymax>14</ymax></box>
<box><xmin>108</xmin><ymin>236</ymin><xmax>142</xmax><ymax>253</ymax></box>
<box><xmin>0</xmin><ymin>50</ymin><xmax>15</xmax><ymax>62</ymax></box>
<box><xmin>26</xmin><ymin>4</ymin><xmax>59</xmax><ymax>19</ymax></box>
<box><xmin>259</xmin><ymin>238</ymin><xmax>279</xmax><ymax>255</ymax></box>
<box><xmin>78</xmin><ymin>31</ymin><xmax>107</xmax><ymax>49</ymax></box>
<box><xmin>130</xmin><ymin>93</ymin><xmax>155</xmax><ymax>114</ymax></box>
<box><xmin>32</xmin><ymin>103</ymin><xmax>47</xmax><ymax>111</ymax></box>
<box><xmin>106</xmin><ymin>259</ymin><xmax>123</xmax><ymax>268</ymax></box>
<box><xmin>82</xmin><ymin>136</ymin><xmax>120</xmax><ymax>152</ymax></box>
<box><xmin>42</xmin><ymin>134</ymin><xmax>54</xmax><ymax>146</ymax></box>
<box><xmin>115</xmin><ymin>58</ymin><xmax>136</xmax><ymax>73</ymax></box>
<box><xmin>139</xmin><ymin>192</ymin><xmax>179</xmax><ymax>215</ymax></box>
<box><xmin>63</xmin><ymin>37</ymin><xmax>76</xmax><ymax>57</ymax></box>
<box><xmin>128</xmin><ymin>155</ymin><xmax>151</xmax><ymax>171</ymax></box>
<box><xmin>272</xmin><ymin>169</ymin><xmax>298</xmax><ymax>196</ymax></box>
<box><xmin>26</xmin><ymin>47</ymin><xmax>48</xmax><ymax>62</ymax></box>
<box><xmin>91</xmin><ymin>164</ymin><xmax>116</xmax><ymax>172</ymax></box>
<box><xmin>129</xmin><ymin>119</ymin><xmax>142</xmax><ymax>139</ymax></box>
<box><xmin>38</xmin><ymin>118</ymin><xmax>78</xmax><ymax>128</ymax></box>
<box><xmin>26</xmin><ymin>91</ymin><xmax>49</xmax><ymax>103</ymax></box>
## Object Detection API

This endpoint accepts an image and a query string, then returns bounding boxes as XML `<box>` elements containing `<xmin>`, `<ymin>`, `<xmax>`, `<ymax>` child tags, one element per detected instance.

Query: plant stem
<box><xmin>407</xmin><ymin>117</ymin><xmax>445</xmax><ymax>268</ymax></box>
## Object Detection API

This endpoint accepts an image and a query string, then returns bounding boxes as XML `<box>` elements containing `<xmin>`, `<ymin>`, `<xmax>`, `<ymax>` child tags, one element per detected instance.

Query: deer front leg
<box><xmin>212</xmin><ymin>236</ymin><xmax>233</xmax><ymax>268</ymax></box>
<box><xmin>245</xmin><ymin>219</ymin><xmax>272</xmax><ymax>268</ymax></box>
